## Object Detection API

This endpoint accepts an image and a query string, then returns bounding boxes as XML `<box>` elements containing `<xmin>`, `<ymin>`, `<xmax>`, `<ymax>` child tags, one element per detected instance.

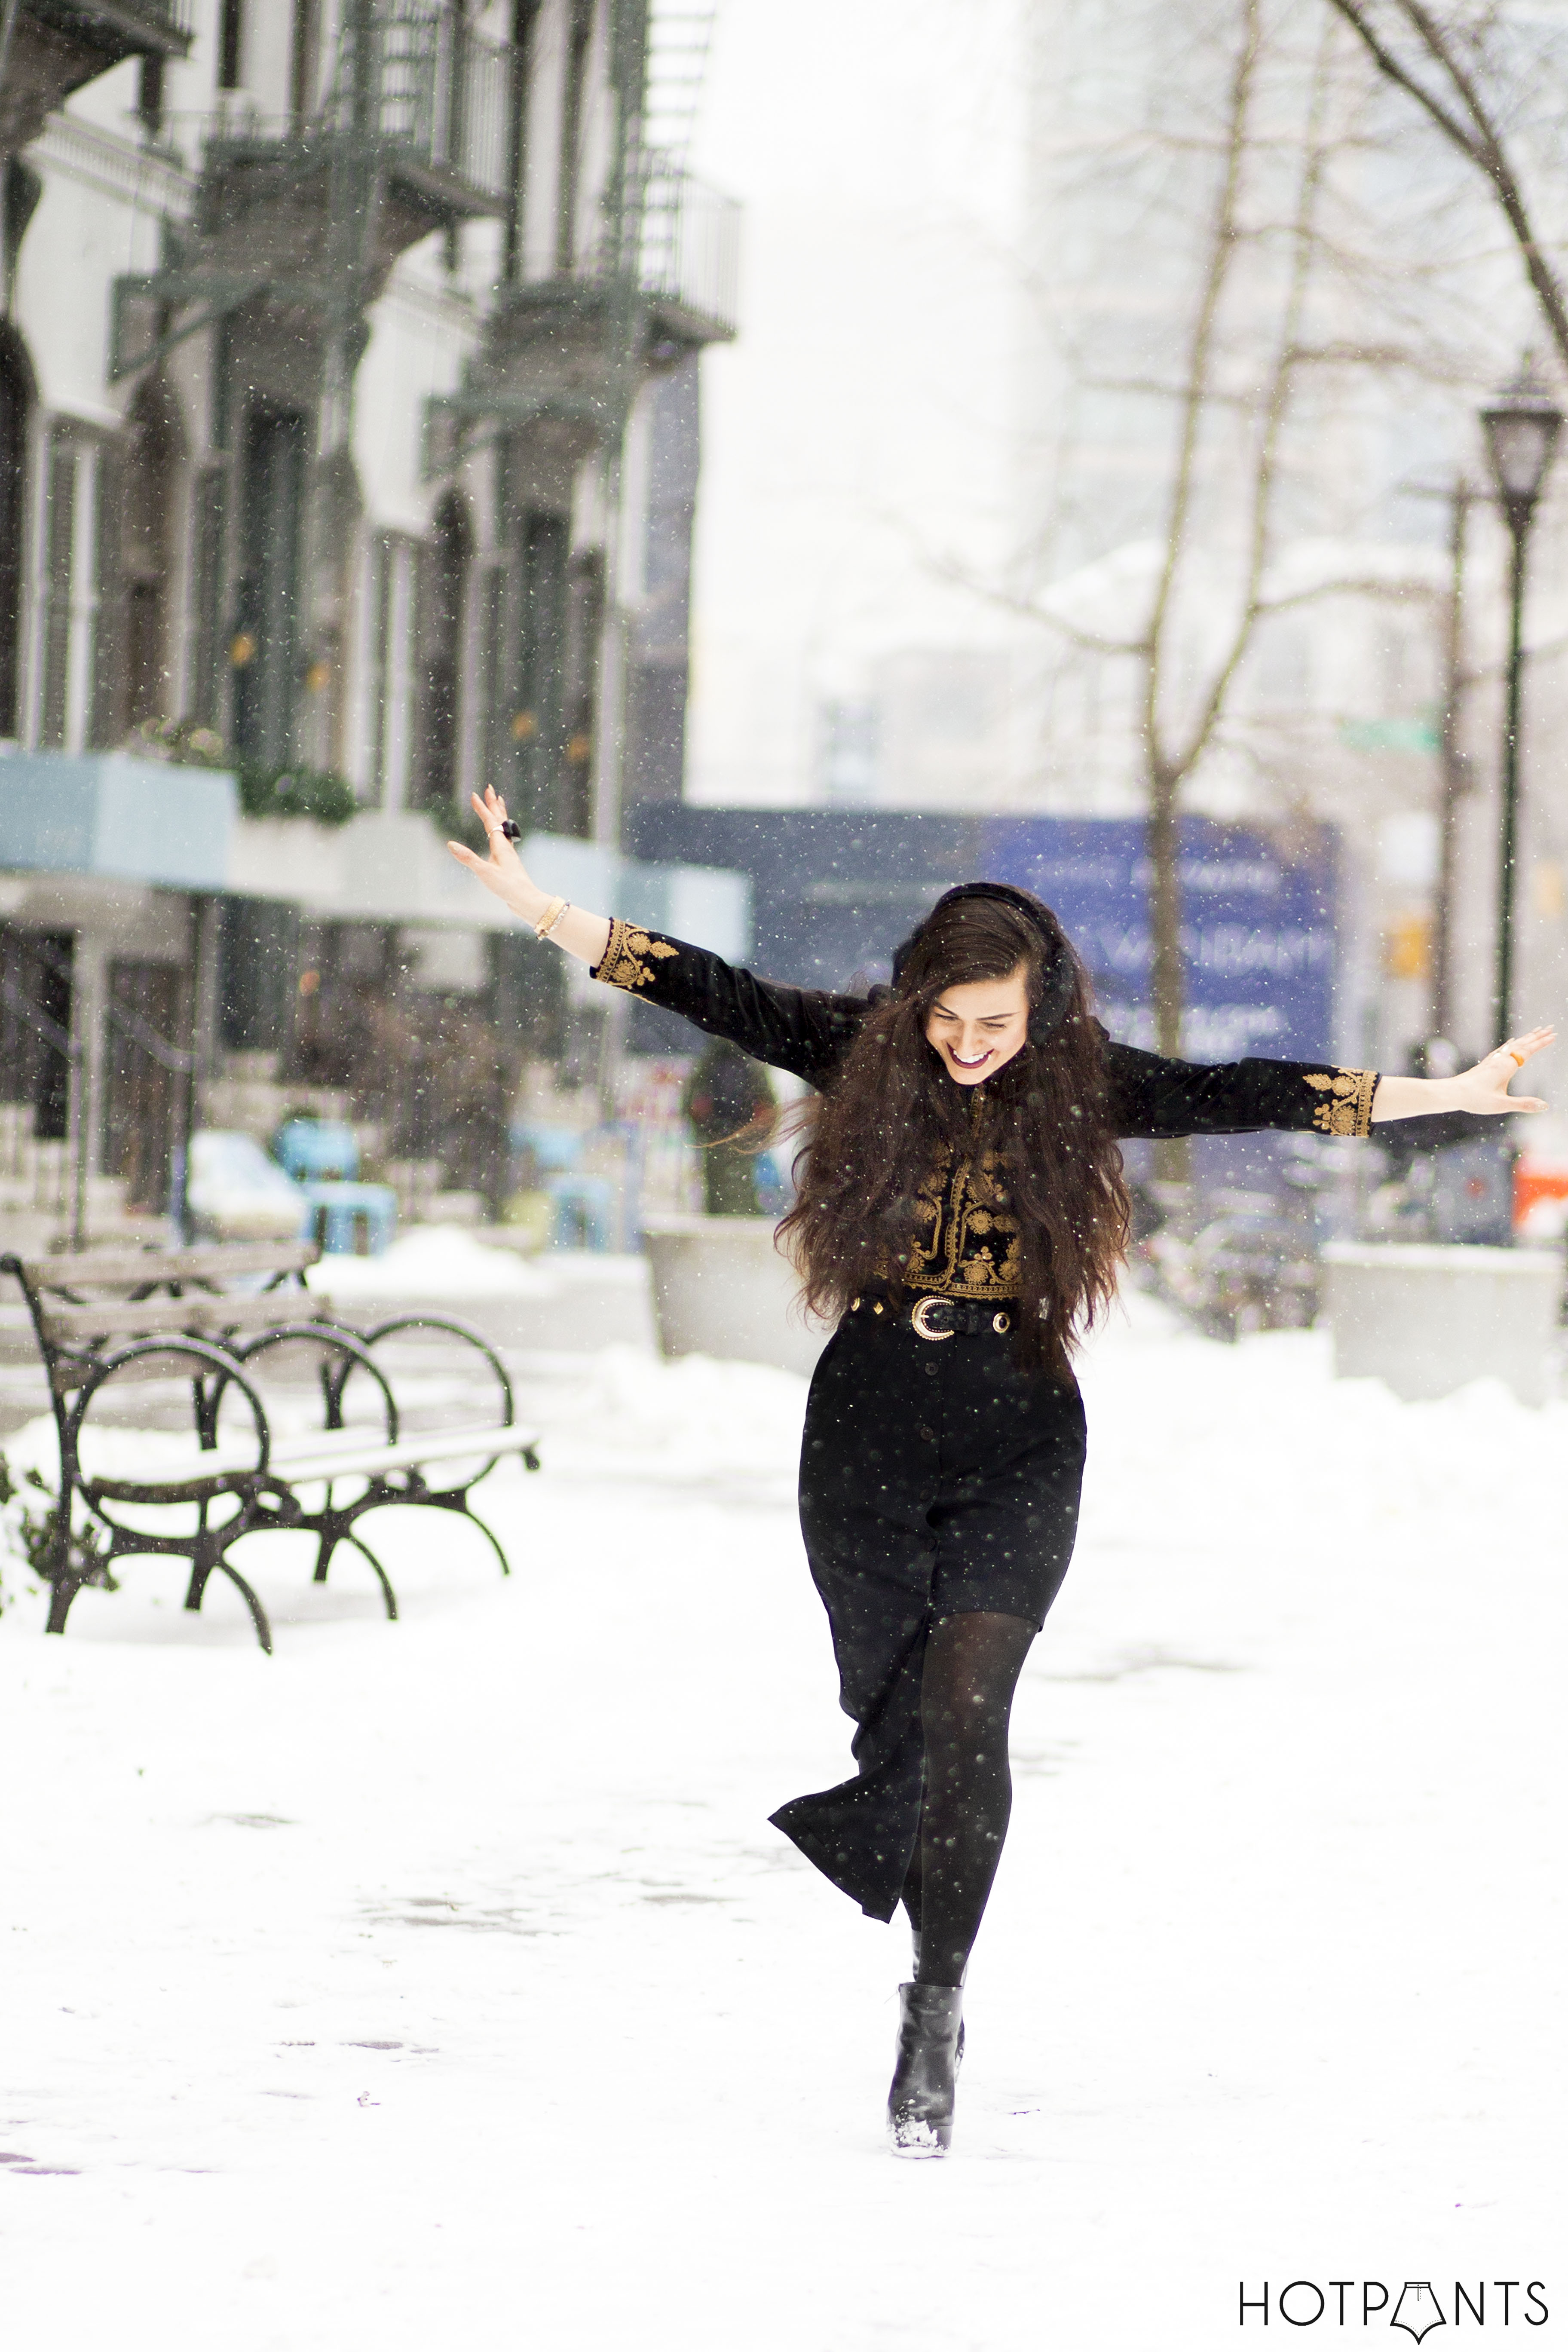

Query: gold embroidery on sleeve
<box><xmin>594</xmin><ymin>918</ymin><xmax>681</xmax><ymax>993</ymax></box>
<box><xmin>1305</xmin><ymin>1068</ymin><xmax>1378</xmax><ymax>1138</ymax></box>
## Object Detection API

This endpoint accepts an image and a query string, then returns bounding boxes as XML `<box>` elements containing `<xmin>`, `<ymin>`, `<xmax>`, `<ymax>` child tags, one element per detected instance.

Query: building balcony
<box><xmin>196</xmin><ymin>1</ymin><xmax>512</xmax><ymax>256</ymax></box>
<box><xmin>112</xmin><ymin>2</ymin><xmax>511</xmax><ymax>372</ymax></box>
<box><xmin>637</xmin><ymin>155</ymin><xmax>741</xmax><ymax>349</ymax></box>
<box><xmin>0</xmin><ymin>0</ymin><xmax>192</xmax><ymax>156</ymax></box>
<box><xmin>27</xmin><ymin>0</ymin><xmax>190</xmax><ymax>44</ymax></box>
<box><xmin>423</xmin><ymin>156</ymin><xmax>739</xmax><ymax>474</ymax></box>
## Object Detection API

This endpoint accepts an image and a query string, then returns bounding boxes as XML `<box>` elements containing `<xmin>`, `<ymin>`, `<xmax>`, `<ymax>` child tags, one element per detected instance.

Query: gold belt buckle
<box><xmin>910</xmin><ymin>1295</ymin><xmax>954</xmax><ymax>1341</ymax></box>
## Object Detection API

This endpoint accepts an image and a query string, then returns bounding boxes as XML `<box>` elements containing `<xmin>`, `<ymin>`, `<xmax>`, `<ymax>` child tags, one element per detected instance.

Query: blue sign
<box><xmin>980</xmin><ymin>816</ymin><xmax>1337</xmax><ymax>1062</ymax></box>
<box><xmin>626</xmin><ymin>807</ymin><xmax>1339</xmax><ymax>1065</ymax></box>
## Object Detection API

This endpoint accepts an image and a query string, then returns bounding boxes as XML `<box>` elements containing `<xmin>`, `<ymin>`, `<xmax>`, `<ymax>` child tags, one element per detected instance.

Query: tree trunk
<box><xmin>1148</xmin><ymin>754</ymin><xmax>1183</xmax><ymax>1060</ymax></box>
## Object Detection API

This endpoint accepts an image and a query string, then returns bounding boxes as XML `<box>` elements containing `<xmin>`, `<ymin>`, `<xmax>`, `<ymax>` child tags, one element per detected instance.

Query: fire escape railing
<box><xmin>635</xmin><ymin>151</ymin><xmax>740</xmax><ymax>338</ymax></box>
<box><xmin>322</xmin><ymin>0</ymin><xmax>512</xmax><ymax>199</ymax></box>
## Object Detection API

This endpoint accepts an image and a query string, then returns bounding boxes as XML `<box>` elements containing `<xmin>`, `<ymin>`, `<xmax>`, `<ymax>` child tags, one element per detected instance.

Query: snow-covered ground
<box><xmin>0</xmin><ymin>1290</ymin><xmax>1561</xmax><ymax>2350</ymax></box>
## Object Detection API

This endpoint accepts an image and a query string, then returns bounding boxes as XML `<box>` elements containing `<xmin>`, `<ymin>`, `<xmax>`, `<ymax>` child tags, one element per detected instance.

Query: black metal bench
<box><xmin>0</xmin><ymin>1242</ymin><xmax>541</xmax><ymax>1652</ymax></box>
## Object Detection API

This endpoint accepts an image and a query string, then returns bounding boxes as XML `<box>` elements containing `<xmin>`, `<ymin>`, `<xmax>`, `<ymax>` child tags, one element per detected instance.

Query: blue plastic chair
<box><xmin>275</xmin><ymin>1119</ymin><xmax>361</xmax><ymax>1182</ymax></box>
<box><xmin>276</xmin><ymin>1121</ymin><xmax>397</xmax><ymax>1256</ymax></box>
<box><xmin>546</xmin><ymin>1173</ymin><xmax>614</xmax><ymax>1251</ymax></box>
<box><xmin>303</xmin><ymin>1181</ymin><xmax>398</xmax><ymax>1257</ymax></box>
<box><xmin>512</xmin><ymin>1121</ymin><xmax>585</xmax><ymax>1175</ymax></box>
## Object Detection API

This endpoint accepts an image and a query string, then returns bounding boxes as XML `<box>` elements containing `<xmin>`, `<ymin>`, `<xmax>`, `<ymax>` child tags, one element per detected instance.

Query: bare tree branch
<box><xmin>1321</xmin><ymin>0</ymin><xmax>1484</xmax><ymax>161</ymax></box>
<box><xmin>924</xmin><ymin>556</ymin><xmax>1148</xmax><ymax>659</ymax></box>
<box><xmin>1139</xmin><ymin>0</ymin><xmax>1262</xmax><ymax>781</ymax></box>
<box><xmin>1174</xmin><ymin>12</ymin><xmax>1336</xmax><ymax>784</ymax></box>
<box><xmin>1324</xmin><ymin>0</ymin><xmax>1568</xmax><ymax>370</ymax></box>
<box><xmin>1256</xmin><ymin>576</ymin><xmax>1444</xmax><ymax>615</ymax></box>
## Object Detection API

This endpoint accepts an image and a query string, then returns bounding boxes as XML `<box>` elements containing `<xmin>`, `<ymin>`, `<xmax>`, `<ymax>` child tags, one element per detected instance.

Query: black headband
<box><xmin>891</xmin><ymin>882</ymin><xmax>1078</xmax><ymax>1042</ymax></box>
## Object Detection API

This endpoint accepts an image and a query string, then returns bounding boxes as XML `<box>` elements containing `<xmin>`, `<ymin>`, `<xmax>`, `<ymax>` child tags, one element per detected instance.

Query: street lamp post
<box><xmin>1479</xmin><ymin>359</ymin><xmax>1563</xmax><ymax>1046</ymax></box>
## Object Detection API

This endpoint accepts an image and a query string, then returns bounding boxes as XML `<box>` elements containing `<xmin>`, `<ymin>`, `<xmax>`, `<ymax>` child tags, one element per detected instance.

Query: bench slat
<box><xmin>12</xmin><ymin>1242</ymin><xmax>319</xmax><ymax>1289</ymax></box>
<box><xmin>40</xmin><ymin>1295</ymin><xmax>338</xmax><ymax>1346</ymax></box>
<box><xmin>270</xmin><ymin>1426</ymin><xmax>539</xmax><ymax>1480</ymax></box>
<box><xmin>84</xmin><ymin>1422</ymin><xmax>540</xmax><ymax>1501</ymax></box>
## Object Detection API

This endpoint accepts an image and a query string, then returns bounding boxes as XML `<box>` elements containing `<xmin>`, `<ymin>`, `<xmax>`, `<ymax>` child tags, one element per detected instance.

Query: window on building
<box><xmin>481</xmin><ymin>559</ymin><xmax>509</xmax><ymax>794</ymax></box>
<box><xmin>219</xmin><ymin>0</ymin><xmax>246</xmax><ymax>92</ymax></box>
<box><xmin>561</xmin><ymin>548</ymin><xmax>602</xmax><ymax>837</ymax></box>
<box><xmin>518</xmin><ymin>509</ymin><xmax>567</xmax><ymax>828</ymax></box>
<box><xmin>555</xmin><ymin>0</ymin><xmax>594</xmax><ymax>274</ymax></box>
<box><xmin>506</xmin><ymin>0</ymin><xmax>544</xmax><ymax>282</ymax></box>
<box><xmin>0</xmin><ymin>929</ymin><xmax>74</xmax><ymax>1146</ymax></box>
<box><xmin>3</xmin><ymin>160</ymin><xmax>42</xmax><ymax>314</ymax></box>
<box><xmin>112</xmin><ymin>380</ymin><xmax>184</xmax><ymax>739</ymax></box>
<box><xmin>233</xmin><ymin>405</ymin><xmax>307</xmax><ymax>769</ymax></box>
<box><xmin>298</xmin><ymin>450</ymin><xmax>358</xmax><ymax>779</ymax></box>
<box><xmin>138</xmin><ymin>58</ymin><xmax>165</xmax><ymax>138</ymax></box>
<box><xmin>188</xmin><ymin>466</ymin><xmax>225</xmax><ymax>730</ymax></box>
<box><xmin>0</xmin><ymin>331</ymin><xmax>29</xmax><ymax>738</ymax></box>
<box><xmin>413</xmin><ymin>494</ymin><xmax>472</xmax><ymax>812</ymax></box>
<box><xmin>39</xmin><ymin>435</ymin><xmax>80</xmax><ymax>751</ymax></box>
<box><xmin>290</xmin><ymin>0</ymin><xmax>319</xmax><ymax>121</ymax></box>
<box><xmin>367</xmin><ymin>531</ymin><xmax>416</xmax><ymax>809</ymax></box>
<box><xmin>217</xmin><ymin>895</ymin><xmax>301</xmax><ymax>1054</ymax></box>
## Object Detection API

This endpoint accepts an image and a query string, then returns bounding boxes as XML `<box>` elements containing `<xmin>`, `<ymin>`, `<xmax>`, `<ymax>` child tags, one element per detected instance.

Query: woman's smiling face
<box><xmin>923</xmin><ymin>962</ymin><xmax>1032</xmax><ymax>1086</ymax></box>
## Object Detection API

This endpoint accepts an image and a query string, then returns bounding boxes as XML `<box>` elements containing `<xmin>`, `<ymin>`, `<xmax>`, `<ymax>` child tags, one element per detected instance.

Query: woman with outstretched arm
<box><xmin>450</xmin><ymin>788</ymin><xmax>1552</xmax><ymax>2158</ymax></box>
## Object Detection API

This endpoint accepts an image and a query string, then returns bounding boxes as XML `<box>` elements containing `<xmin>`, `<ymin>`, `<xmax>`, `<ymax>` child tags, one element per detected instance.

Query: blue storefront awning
<box><xmin>0</xmin><ymin>752</ymin><xmax>236</xmax><ymax>892</ymax></box>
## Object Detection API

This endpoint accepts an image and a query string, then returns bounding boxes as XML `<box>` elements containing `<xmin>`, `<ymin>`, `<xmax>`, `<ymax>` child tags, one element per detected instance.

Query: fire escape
<box><xmin>110</xmin><ymin>0</ymin><xmax>514</xmax><ymax>765</ymax></box>
<box><xmin>427</xmin><ymin>0</ymin><xmax>734</xmax><ymax>474</ymax></box>
<box><xmin>423</xmin><ymin>0</ymin><xmax>737</xmax><ymax>834</ymax></box>
<box><xmin>0</xmin><ymin>1</ymin><xmax>191</xmax><ymax>159</ymax></box>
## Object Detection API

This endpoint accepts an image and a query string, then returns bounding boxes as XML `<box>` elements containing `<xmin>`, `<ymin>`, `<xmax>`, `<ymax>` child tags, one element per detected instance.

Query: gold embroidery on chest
<box><xmin>905</xmin><ymin>1148</ymin><xmax>1022</xmax><ymax>1297</ymax></box>
<box><xmin>596</xmin><ymin>918</ymin><xmax>680</xmax><ymax>993</ymax></box>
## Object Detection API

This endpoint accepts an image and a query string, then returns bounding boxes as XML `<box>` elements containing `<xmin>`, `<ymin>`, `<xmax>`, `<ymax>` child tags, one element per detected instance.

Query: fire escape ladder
<box><xmin>640</xmin><ymin>0</ymin><xmax>717</xmax><ymax>170</ymax></box>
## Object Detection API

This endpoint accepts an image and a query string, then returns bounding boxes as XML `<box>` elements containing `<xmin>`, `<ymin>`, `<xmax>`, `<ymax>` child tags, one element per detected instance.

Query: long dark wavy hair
<box><xmin>778</xmin><ymin>888</ymin><xmax>1130</xmax><ymax>1375</ymax></box>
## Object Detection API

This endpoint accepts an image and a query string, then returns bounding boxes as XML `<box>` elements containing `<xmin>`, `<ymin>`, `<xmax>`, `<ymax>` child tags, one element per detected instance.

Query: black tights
<box><xmin>902</xmin><ymin>1609</ymin><xmax>1036</xmax><ymax>1988</ymax></box>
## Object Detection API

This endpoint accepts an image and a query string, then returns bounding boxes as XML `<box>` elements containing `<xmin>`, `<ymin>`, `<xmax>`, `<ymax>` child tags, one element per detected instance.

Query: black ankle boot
<box><xmin>888</xmin><ymin>1982</ymin><xmax>964</xmax><ymax>2157</ymax></box>
<box><xmin>908</xmin><ymin>1934</ymin><xmax>965</xmax><ymax>2061</ymax></box>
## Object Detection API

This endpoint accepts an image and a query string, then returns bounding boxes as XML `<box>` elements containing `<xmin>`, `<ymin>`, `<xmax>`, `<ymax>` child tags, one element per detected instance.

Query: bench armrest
<box><xmin>227</xmin><ymin>1320</ymin><xmax>401</xmax><ymax>1444</ymax></box>
<box><xmin>352</xmin><ymin>1313</ymin><xmax>516</xmax><ymax>1427</ymax></box>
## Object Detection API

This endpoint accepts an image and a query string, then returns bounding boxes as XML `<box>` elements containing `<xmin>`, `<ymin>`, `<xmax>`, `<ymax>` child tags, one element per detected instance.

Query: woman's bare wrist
<box><xmin>1371</xmin><ymin>1073</ymin><xmax>1444</xmax><ymax>1123</ymax></box>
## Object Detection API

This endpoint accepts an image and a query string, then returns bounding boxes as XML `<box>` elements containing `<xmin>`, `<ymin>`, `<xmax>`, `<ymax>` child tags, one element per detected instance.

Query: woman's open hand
<box><xmin>1450</xmin><ymin>1026</ymin><xmax>1554</xmax><ymax>1116</ymax></box>
<box><xmin>1370</xmin><ymin>1025</ymin><xmax>1554</xmax><ymax>1124</ymax></box>
<box><xmin>446</xmin><ymin>787</ymin><xmax>547</xmax><ymax>923</ymax></box>
<box><xmin>444</xmin><ymin>787</ymin><xmax>613</xmax><ymax>969</ymax></box>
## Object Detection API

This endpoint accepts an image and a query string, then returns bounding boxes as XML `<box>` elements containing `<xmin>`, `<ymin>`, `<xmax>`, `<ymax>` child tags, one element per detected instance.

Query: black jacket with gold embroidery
<box><xmin>593</xmin><ymin>919</ymin><xmax>1378</xmax><ymax>1296</ymax></box>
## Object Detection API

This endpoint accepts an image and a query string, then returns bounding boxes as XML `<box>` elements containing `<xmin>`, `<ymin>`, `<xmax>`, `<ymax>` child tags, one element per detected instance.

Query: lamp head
<box><xmin>1482</xmin><ymin>355</ymin><xmax>1563</xmax><ymax>533</ymax></box>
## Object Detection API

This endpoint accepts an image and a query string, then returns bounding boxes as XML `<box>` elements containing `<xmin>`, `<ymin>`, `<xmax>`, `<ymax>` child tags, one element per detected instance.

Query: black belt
<box><xmin>849</xmin><ymin>1293</ymin><xmax>1015</xmax><ymax>1340</ymax></box>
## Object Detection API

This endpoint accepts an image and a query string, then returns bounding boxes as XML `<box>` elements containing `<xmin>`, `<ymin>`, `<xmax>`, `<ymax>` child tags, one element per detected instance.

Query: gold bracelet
<box><xmin>534</xmin><ymin>895</ymin><xmax>569</xmax><ymax>941</ymax></box>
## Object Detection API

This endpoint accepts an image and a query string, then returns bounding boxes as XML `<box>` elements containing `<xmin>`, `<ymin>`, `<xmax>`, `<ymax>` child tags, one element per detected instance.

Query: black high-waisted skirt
<box><xmin>769</xmin><ymin>1301</ymin><xmax>1088</xmax><ymax>1920</ymax></box>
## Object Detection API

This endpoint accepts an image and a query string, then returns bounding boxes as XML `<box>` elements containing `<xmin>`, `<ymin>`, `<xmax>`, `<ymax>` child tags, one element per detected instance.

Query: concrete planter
<box><xmin>1322</xmin><ymin>1242</ymin><xmax>1562</xmax><ymax>1406</ymax></box>
<box><xmin>641</xmin><ymin>1213</ymin><xmax>830</xmax><ymax>1375</ymax></box>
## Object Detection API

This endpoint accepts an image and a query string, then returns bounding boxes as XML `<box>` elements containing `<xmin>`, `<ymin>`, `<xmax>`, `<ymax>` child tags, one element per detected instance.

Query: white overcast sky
<box><xmin>683</xmin><ymin>0</ymin><xmax>1028</xmax><ymax>803</ymax></box>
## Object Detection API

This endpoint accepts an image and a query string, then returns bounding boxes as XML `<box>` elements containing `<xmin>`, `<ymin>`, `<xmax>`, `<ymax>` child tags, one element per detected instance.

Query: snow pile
<box><xmin>305</xmin><ymin>1223</ymin><xmax>557</xmax><ymax>1299</ymax></box>
<box><xmin>1075</xmin><ymin>1287</ymin><xmax>1565</xmax><ymax>1570</ymax></box>
<box><xmin>538</xmin><ymin>1341</ymin><xmax>807</xmax><ymax>1489</ymax></box>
